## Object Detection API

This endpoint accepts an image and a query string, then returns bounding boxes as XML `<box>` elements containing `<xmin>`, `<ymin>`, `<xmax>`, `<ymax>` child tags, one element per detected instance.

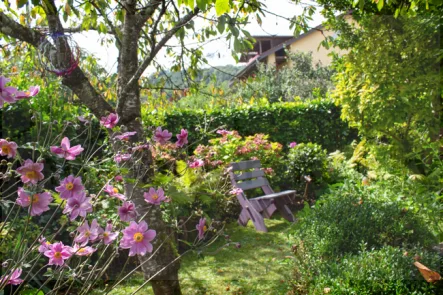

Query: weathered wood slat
<box><xmin>236</xmin><ymin>177</ymin><xmax>269</xmax><ymax>190</ymax></box>
<box><xmin>233</xmin><ymin>170</ymin><xmax>265</xmax><ymax>181</ymax></box>
<box><xmin>230</xmin><ymin>160</ymin><xmax>261</xmax><ymax>171</ymax></box>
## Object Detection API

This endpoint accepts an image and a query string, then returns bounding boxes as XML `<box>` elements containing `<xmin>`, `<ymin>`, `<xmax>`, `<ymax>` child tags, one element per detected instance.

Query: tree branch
<box><xmin>126</xmin><ymin>7</ymin><xmax>200</xmax><ymax>89</ymax></box>
<box><xmin>0</xmin><ymin>10</ymin><xmax>113</xmax><ymax>118</ymax></box>
<box><xmin>136</xmin><ymin>0</ymin><xmax>164</xmax><ymax>27</ymax></box>
<box><xmin>89</xmin><ymin>0</ymin><xmax>122</xmax><ymax>48</ymax></box>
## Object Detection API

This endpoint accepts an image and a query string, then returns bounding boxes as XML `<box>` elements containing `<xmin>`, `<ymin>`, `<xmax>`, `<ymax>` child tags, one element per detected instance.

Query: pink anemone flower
<box><xmin>44</xmin><ymin>242</ymin><xmax>72</xmax><ymax>266</ymax></box>
<box><xmin>289</xmin><ymin>142</ymin><xmax>297</xmax><ymax>148</ymax></box>
<box><xmin>0</xmin><ymin>76</ymin><xmax>18</xmax><ymax>108</ymax></box>
<box><xmin>100</xmin><ymin>113</ymin><xmax>119</xmax><ymax>129</ymax></box>
<box><xmin>114</xmin><ymin>131</ymin><xmax>137</xmax><ymax>141</ymax></box>
<box><xmin>153</xmin><ymin>127</ymin><xmax>172</xmax><ymax>145</ymax></box>
<box><xmin>38</xmin><ymin>236</ymin><xmax>52</xmax><ymax>254</ymax></box>
<box><xmin>55</xmin><ymin>175</ymin><xmax>84</xmax><ymax>200</ymax></box>
<box><xmin>118</xmin><ymin>201</ymin><xmax>137</xmax><ymax>222</ymax></box>
<box><xmin>0</xmin><ymin>139</ymin><xmax>18</xmax><ymax>158</ymax></box>
<box><xmin>16</xmin><ymin>159</ymin><xmax>44</xmax><ymax>184</ymax></box>
<box><xmin>100</xmin><ymin>223</ymin><xmax>119</xmax><ymax>245</ymax></box>
<box><xmin>15</xmin><ymin>85</ymin><xmax>40</xmax><ymax>99</ymax></box>
<box><xmin>104</xmin><ymin>184</ymin><xmax>126</xmax><ymax>201</ymax></box>
<box><xmin>120</xmin><ymin>221</ymin><xmax>156</xmax><ymax>256</ymax></box>
<box><xmin>16</xmin><ymin>187</ymin><xmax>53</xmax><ymax>216</ymax></box>
<box><xmin>196</xmin><ymin>217</ymin><xmax>207</xmax><ymax>240</ymax></box>
<box><xmin>143</xmin><ymin>187</ymin><xmax>168</xmax><ymax>205</ymax></box>
<box><xmin>0</xmin><ymin>268</ymin><xmax>23</xmax><ymax>286</ymax></box>
<box><xmin>176</xmin><ymin>129</ymin><xmax>188</xmax><ymax>147</ymax></box>
<box><xmin>188</xmin><ymin>159</ymin><xmax>204</xmax><ymax>168</ymax></box>
<box><xmin>74</xmin><ymin>219</ymin><xmax>102</xmax><ymax>246</ymax></box>
<box><xmin>71</xmin><ymin>244</ymin><xmax>96</xmax><ymax>256</ymax></box>
<box><xmin>50</xmin><ymin>137</ymin><xmax>84</xmax><ymax>160</ymax></box>
<box><xmin>114</xmin><ymin>153</ymin><xmax>132</xmax><ymax>163</ymax></box>
<box><xmin>62</xmin><ymin>192</ymin><xmax>93</xmax><ymax>221</ymax></box>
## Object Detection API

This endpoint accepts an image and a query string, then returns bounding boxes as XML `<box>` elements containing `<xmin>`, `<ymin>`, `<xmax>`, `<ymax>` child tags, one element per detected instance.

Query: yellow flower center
<box><xmin>133</xmin><ymin>232</ymin><xmax>144</xmax><ymax>243</ymax></box>
<box><xmin>112</xmin><ymin>188</ymin><xmax>119</xmax><ymax>194</ymax></box>
<box><xmin>84</xmin><ymin>231</ymin><xmax>91</xmax><ymax>237</ymax></box>
<box><xmin>45</xmin><ymin>241</ymin><xmax>51</xmax><ymax>246</ymax></box>
<box><xmin>65</xmin><ymin>182</ymin><xmax>74</xmax><ymax>190</ymax></box>
<box><xmin>152</xmin><ymin>193</ymin><xmax>159</xmax><ymax>200</ymax></box>
<box><xmin>78</xmin><ymin>248</ymin><xmax>86</xmax><ymax>253</ymax></box>
<box><xmin>28</xmin><ymin>194</ymin><xmax>39</xmax><ymax>204</ymax></box>
<box><xmin>26</xmin><ymin>171</ymin><xmax>37</xmax><ymax>179</ymax></box>
<box><xmin>203</xmin><ymin>225</ymin><xmax>207</xmax><ymax>232</ymax></box>
<box><xmin>103</xmin><ymin>232</ymin><xmax>109</xmax><ymax>238</ymax></box>
<box><xmin>25</xmin><ymin>91</ymin><xmax>30</xmax><ymax>96</ymax></box>
<box><xmin>54</xmin><ymin>252</ymin><xmax>62</xmax><ymax>259</ymax></box>
<box><xmin>1</xmin><ymin>146</ymin><xmax>9</xmax><ymax>154</ymax></box>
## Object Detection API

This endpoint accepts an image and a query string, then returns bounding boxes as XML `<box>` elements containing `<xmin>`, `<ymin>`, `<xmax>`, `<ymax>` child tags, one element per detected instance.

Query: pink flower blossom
<box><xmin>196</xmin><ymin>218</ymin><xmax>207</xmax><ymax>240</ymax></box>
<box><xmin>100</xmin><ymin>223</ymin><xmax>119</xmax><ymax>245</ymax></box>
<box><xmin>118</xmin><ymin>201</ymin><xmax>137</xmax><ymax>222</ymax></box>
<box><xmin>55</xmin><ymin>175</ymin><xmax>84</xmax><ymax>200</ymax></box>
<box><xmin>114</xmin><ymin>175</ymin><xmax>124</xmax><ymax>182</ymax></box>
<box><xmin>114</xmin><ymin>153</ymin><xmax>132</xmax><ymax>163</ymax></box>
<box><xmin>71</xmin><ymin>244</ymin><xmax>96</xmax><ymax>256</ymax></box>
<box><xmin>216</xmin><ymin>129</ymin><xmax>232</xmax><ymax>136</ymax></box>
<box><xmin>114</xmin><ymin>131</ymin><xmax>137</xmax><ymax>141</ymax></box>
<box><xmin>0</xmin><ymin>268</ymin><xmax>23</xmax><ymax>286</ymax></box>
<box><xmin>62</xmin><ymin>192</ymin><xmax>93</xmax><ymax>221</ymax></box>
<box><xmin>289</xmin><ymin>142</ymin><xmax>297</xmax><ymax>148</ymax></box>
<box><xmin>100</xmin><ymin>113</ymin><xmax>119</xmax><ymax>129</ymax></box>
<box><xmin>120</xmin><ymin>221</ymin><xmax>156</xmax><ymax>256</ymax></box>
<box><xmin>16</xmin><ymin>187</ymin><xmax>53</xmax><ymax>216</ymax></box>
<box><xmin>0</xmin><ymin>139</ymin><xmax>18</xmax><ymax>158</ymax></box>
<box><xmin>74</xmin><ymin>219</ymin><xmax>102</xmax><ymax>246</ymax></box>
<box><xmin>104</xmin><ymin>184</ymin><xmax>126</xmax><ymax>201</ymax></box>
<box><xmin>153</xmin><ymin>127</ymin><xmax>172</xmax><ymax>145</ymax></box>
<box><xmin>15</xmin><ymin>85</ymin><xmax>40</xmax><ymax>99</ymax></box>
<box><xmin>44</xmin><ymin>242</ymin><xmax>72</xmax><ymax>266</ymax></box>
<box><xmin>143</xmin><ymin>187</ymin><xmax>168</xmax><ymax>205</ymax></box>
<box><xmin>77</xmin><ymin>115</ymin><xmax>89</xmax><ymax>124</ymax></box>
<box><xmin>263</xmin><ymin>167</ymin><xmax>274</xmax><ymax>175</ymax></box>
<box><xmin>38</xmin><ymin>237</ymin><xmax>52</xmax><ymax>254</ymax></box>
<box><xmin>50</xmin><ymin>137</ymin><xmax>84</xmax><ymax>160</ymax></box>
<box><xmin>0</xmin><ymin>76</ymin><xmax>18</xmax><ymax>108</ymax></box>
<box><xmin>176</xmin><ymin>129</ymin><xmax>188</xmax><ymax>147</ymax></box>
<box><xmin>229</xmin><ymin>188</ymin><xmax>243</xmax><ymax>195</ymax></box>
<box><xmin>16</xmin><ymin>159</ymin><xmax>44</xmax><ymax>184</ymax></box>
<box><xmin>188</xmin><ymin>159</ymin><xmax>204</xmax><ymax>168</ymax></box>
<box><xmin>132</xmin><ymin>144</ymin><xmax>150</xmax><ymax>152</ymax></box>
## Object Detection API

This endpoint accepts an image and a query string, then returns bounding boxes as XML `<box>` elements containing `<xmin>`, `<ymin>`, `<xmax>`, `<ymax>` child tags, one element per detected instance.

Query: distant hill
<box><xmin>149</xmin><ymin>65</ymin><xmax>243</xmax><ymax>89</ymax></box>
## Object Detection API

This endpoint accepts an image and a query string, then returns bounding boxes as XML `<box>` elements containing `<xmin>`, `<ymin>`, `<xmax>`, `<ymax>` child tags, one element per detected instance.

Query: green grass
<box><xmin>96</xmin><ymin>217</ymin><xmax>296</xmax><ymax>295</ymax></box>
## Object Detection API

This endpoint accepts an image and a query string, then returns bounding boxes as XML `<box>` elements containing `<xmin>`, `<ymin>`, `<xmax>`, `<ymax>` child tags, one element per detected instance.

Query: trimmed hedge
<box><xmin>145</xmin><ymin>101</ymin><xmax>357</xmax><ymax>152</ymax></box>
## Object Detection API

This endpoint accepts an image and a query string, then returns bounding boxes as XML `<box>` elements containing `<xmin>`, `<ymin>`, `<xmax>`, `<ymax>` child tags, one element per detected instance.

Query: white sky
<box><xmin>72</xmin><ymin>0</ymin><xmax>324</xmax><ymax>74</ymax></box>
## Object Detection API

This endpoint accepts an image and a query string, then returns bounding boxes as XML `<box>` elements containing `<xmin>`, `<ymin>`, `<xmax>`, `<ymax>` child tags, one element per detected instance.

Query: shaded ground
<box><xmin>96</xmin><ymin>216</ymin><xmax>296</xmax><ymax>295</ymax></box>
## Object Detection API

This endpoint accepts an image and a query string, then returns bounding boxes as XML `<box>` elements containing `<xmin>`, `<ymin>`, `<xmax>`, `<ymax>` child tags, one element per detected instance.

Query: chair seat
<box><xmin>251</xmin><ymin>190</ymin><xmax>296</xmax><ymax>201</ymax></box>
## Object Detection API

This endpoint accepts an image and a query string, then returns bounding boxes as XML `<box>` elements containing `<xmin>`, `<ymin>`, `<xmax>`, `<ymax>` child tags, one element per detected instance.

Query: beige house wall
<box><xmin>289</xmin><ymin>30</ymin><xmax>337</xmax><ymax>66</ymax></box>
<box><xmin>266</xmin><ymin>53</ymin><xmax>276</xmax><ymax>66</ymax></box>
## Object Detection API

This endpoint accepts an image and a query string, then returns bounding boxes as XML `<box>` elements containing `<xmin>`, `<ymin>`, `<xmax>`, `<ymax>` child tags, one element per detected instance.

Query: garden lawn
<box><xmin>99</xmin><ymin>216</ymin><xmax>296</xmax><ymax>295</ymax></box>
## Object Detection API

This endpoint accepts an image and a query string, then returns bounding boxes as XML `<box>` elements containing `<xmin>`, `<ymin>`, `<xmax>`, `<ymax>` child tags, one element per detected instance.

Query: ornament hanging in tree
<box><xmin>37</xmin><ymin>32</ymin><xmax>80</xmax><ymax>77</ymax></box>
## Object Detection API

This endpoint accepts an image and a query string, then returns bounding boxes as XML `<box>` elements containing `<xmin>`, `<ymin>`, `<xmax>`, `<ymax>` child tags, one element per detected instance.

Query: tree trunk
<box><xmin>115</xmin><ymin>8</ymin><xmax>182</xmax><ymax>293</ymax></box>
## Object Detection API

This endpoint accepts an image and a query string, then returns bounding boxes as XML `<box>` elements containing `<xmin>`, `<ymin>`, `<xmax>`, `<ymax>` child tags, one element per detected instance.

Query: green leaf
<box><xmin>377</xmin><ymin>0</ymin><xmax>384</xmax><ymax>11</ymax></box>
<box><xmin>217</xmin><ymin>15</ymin><xmax>226</xmax><ymax>34</ymax></box>
<box><xmin>17</xmin><ymin>0</ymin><xmax>27</xmax><ymax>8</ymax></box>
<box><xmin>196</xmin><ymin>0</ymin><xmax>207</xmax><ymax>10</ymax></box>
<box><xmin>215</xmin><ymin>0</ymin><xmax>229</xmax><ymax>16</ymax></box>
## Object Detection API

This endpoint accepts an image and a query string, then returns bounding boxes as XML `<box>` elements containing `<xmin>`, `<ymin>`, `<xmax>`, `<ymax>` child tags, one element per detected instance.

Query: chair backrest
<box><xmin>229</xmin><ymin>160</ymin><xmax>274</xmax><ymax>195</ymax></box>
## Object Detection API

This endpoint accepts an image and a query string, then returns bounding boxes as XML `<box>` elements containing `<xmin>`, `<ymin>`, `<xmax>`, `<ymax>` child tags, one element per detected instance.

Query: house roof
<box><xmin>233</xmin><ymin>25</ymin><xmax>324</xmax><ymax>80</ymax></box>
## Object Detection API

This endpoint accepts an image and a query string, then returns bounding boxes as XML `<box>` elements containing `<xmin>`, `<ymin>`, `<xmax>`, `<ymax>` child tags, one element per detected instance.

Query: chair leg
<box><xmin>248</xmin><ymin>207</ymin><xmax>267</xmax><ymax>232</ymax></box>
<box><xmin>238</xmin><ymin>208</ymin><xmax>250</xmax><ymax>227</ymax></box>
<box><xmin>275</xmin><ymin>199</ymin><xmax>295</xmax><ymax>222</ymax></box>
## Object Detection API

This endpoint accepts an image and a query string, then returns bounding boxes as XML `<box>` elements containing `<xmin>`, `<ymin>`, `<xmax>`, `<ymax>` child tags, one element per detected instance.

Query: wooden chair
<box><xmin>228</xmin><ymin>160</ymin><xmax>297</xmax><ymax>232</ymax></box>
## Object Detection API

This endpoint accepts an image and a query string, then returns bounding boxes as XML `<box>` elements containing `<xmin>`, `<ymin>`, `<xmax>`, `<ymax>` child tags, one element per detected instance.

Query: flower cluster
<box><xmin>0</xmin><ymin>76</ymin><xmax>39</xmax><ymax>108</ymax></box>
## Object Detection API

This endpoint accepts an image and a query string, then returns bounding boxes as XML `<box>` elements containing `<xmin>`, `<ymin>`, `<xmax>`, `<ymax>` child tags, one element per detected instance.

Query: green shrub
<box><xmin>143</xmin><ymin>101</ymin><xmax>357</xmax><ymax>152</ymax></box>
<box><xmin>285</xmin><ymin>143</ymin><xmax>329</xmax><ymax>188</ymax></box>
<box><xmin>292</xmin><ymin>244</ymin><xmax>442</xmax><ymax>295</ymax></box>
<box><xmin>294</xmin><ymin>193</ymin><xmax>436</xmax><ymax>259</ymax></box>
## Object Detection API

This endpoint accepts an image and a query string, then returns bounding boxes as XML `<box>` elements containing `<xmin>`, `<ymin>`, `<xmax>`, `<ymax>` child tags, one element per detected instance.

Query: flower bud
<box><xmin>69</xmin><ymin>232</ymin><xmax>75</xmax><ymax>238</ymax></box>
<box><xmin>107</xmin><ymin>219</ymin><xmax>113</xmax><ymax>224</ymax></box>
<box><xmin>1</xmin><ymin>160</ymin><xmax>7</xmax><ymax>165</ymax></box>
<box><xmin>235</xmin><ymin>242</ymin><xmax>241</xmax><ymax>249</ymax></box>
<box><xmin>2</xmin><ymin>261</ymin><xmax>8</xmax><ymax>267</ymax></box>
<box><xmin>88</xmin><ymin>265</ymin><xmax>93</xmax><ymax>270</ymax></box>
